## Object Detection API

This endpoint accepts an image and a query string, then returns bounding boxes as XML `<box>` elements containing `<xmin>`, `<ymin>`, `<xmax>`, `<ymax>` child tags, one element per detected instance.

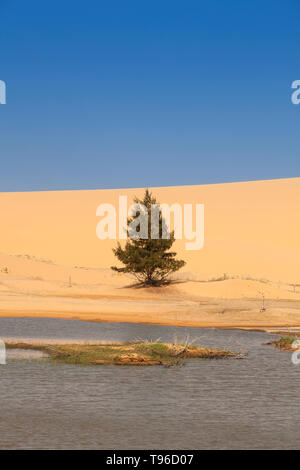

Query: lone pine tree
<box><xmin>111</xmin><ymin>189</ymin><xmax>185</xmax><ymax>286</ymax></box>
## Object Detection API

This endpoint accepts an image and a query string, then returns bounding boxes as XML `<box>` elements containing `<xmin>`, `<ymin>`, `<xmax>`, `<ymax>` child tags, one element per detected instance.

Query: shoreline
<box><xmin>0</xmin><ymin>254</ymin><xmax>299</xmax><ymax>333</ymax></box>
<box><xmin>0</xmin><ymin>310</ymin><xmax>300</xmax><ymax>332</ymax></box>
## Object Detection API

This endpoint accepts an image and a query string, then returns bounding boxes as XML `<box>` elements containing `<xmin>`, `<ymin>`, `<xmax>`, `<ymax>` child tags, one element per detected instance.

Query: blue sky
<box><xmin>0</xmin><ymin>0</ymin><xmax>299</xmax><ymax>191</ymax></box>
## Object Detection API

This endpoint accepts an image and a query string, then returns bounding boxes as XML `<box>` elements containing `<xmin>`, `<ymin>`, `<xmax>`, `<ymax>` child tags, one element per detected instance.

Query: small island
<box><xmin>268</xmin><ymin>336</ymin><xmax>299</xmax><ymax>351</ymax></box>
<box><xmin>5</xmin><ymin>341</ymin><xmax>239</xmax><ymax>366</ymax></box>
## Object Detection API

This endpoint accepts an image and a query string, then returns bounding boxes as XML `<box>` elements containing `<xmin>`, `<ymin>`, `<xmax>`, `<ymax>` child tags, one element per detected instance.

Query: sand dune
<box><xmin>0</xmin><ymin>177</ymin><xmax>299</xmax><ymax>328</ymax></box>
<box><xmin>0</xmin><ymin>177</ymin><xmax>299</xmax><ymax>283</ymax></box>
<box><xmin>0</xmin><ymin>252</ymin><xmax>299</xmax><ymax>328</ymax></box>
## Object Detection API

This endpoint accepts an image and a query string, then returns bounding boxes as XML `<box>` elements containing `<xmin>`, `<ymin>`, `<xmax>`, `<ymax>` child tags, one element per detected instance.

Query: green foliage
<box><xmin>111</xmin><ymin>189</ymin><xmax>186</xmax><ymax>285</ymax></box>
<box><xmin>274</xmin><ymin>336</ymin><xmax>295</xmax><ymax>349</ymax></box>
<box><xmin>6</xmin><ymin>341</ymin><xmax>237</xmax><ymax>366</ymax></box>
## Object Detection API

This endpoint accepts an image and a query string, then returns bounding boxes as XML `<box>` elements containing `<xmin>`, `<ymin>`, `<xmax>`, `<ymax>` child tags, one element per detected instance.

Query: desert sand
<box><xmin>0</xmin><ymin>177</ymin><xmax>299</xmax><ymax>329</ymax></box>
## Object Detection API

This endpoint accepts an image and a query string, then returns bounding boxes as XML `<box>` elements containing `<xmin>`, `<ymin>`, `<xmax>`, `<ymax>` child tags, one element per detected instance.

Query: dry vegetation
<box><xmin>5</xmin><ymin>341</ymin><xmax>238</xmax><ymax>366</ymax></box>
<box><xmin>268</xmin><ymin>336</ymin><xmax>298</xmax><ymax>351</ymax></box>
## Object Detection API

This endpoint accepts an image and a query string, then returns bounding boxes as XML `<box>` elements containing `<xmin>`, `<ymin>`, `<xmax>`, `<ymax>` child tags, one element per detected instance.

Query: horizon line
<box><xmin>0</xmin><ymin>176</ymin><xmax>299</xmax><ymax>195</ymax></box>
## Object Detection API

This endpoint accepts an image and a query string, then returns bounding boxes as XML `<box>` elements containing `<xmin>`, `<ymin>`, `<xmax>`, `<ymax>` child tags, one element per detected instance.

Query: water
<box><xmin>0</xmin><ymin>317</ymin><xmax>299</xmax><ymax>449</ymax></box>
<box><xmin>6</xmin><ymin>349</ymin><xmax>49</xmax><ymax>360</ymax></box>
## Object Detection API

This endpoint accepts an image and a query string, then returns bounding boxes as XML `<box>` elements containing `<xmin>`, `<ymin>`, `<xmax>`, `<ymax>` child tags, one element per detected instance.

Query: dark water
<box><xmin>0</xmin><ymin>317</ymin><xmax>299</xmax><ymax>449</ymax></box>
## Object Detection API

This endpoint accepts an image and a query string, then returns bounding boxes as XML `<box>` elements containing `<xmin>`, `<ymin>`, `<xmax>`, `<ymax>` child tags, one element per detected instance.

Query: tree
<box><xmin>111</xmin><ymin>189</ymin><xmax>186</xmax><ymax>286</ymax></box>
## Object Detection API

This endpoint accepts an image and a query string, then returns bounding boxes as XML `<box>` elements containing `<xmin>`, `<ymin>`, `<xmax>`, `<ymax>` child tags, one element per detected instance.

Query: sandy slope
<box><xmin>0</xmin><ymin>252</ymin><xmax>299</xmax><ymax>328</ymax></box>
<box><xmin>0</xmin><ymin>177</ymin><xmax>299</xmax><ymax>283</ymax></box>
<box><xmin>0</xmin><ymin>177</ymin><xmax>299</xmax><ymax>328</ymax></box>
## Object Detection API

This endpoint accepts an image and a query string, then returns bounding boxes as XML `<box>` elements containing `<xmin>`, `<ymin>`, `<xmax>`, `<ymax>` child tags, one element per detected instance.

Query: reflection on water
<box><xmin>0</xmin><ymin>317</ymin><xmax>299</xmax><ymax>450</ymax></box>
<box><xmin>6</xmin><ymin>349</ymin><xmax>49</xmax><ymax>360</ymax></box>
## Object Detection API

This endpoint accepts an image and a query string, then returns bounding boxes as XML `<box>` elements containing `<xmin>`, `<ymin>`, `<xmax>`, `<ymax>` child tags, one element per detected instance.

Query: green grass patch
<box><xmin>5</xmin><ymin>341</ymin><xmax>239</xmax><ymax>366</ymax></box>
<box><xmin>269</xmin><ymin>336</ymin><xmax>296</xmax><ymax>350</ymax></box>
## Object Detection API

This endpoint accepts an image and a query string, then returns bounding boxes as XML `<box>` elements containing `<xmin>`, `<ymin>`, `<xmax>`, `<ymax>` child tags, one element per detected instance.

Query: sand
<box><xmin>0</xmin><ymin>177</ymin><xmax>299</xmax><ymax>329</ymax></box>
<box><xmin>0</xmin><ymin>251</ymin><xmax>299</xmax><ymax>329</ymax></box>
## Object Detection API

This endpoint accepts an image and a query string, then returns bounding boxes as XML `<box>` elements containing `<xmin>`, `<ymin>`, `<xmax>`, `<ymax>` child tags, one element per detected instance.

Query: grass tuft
<box><xmin>268</xmin><ymin>336</ymin><xmax>297</xmax><ymax>350</ymax></box>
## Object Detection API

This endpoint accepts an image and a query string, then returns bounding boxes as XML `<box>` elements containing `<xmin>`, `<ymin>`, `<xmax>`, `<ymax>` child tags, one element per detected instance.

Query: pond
<box><xmin>0</xmin><ymin>317</ymin><xmax>299</xmax><ymax>449</ymax></box>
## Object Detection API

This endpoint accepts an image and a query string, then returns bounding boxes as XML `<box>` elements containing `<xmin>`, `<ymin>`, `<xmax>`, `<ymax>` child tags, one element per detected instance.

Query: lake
<box><xmin>0</xmin><ymin>317</ymin><xmax>299</xmax><ymax>449</ymax></box>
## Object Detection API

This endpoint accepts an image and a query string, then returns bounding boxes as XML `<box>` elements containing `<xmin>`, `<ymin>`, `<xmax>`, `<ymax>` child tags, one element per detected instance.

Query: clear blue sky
<box><xmin>0</xmin><ymin>0</ymin><xmax>299</xmax><ymax>191</ymax></box>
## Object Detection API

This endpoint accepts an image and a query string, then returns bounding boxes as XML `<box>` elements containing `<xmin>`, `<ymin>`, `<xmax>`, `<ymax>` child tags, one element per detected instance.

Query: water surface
<box><xmin>0</xmin><ymin>317</ymin><xmax>299</xmax><ymax>449</ymax></box>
